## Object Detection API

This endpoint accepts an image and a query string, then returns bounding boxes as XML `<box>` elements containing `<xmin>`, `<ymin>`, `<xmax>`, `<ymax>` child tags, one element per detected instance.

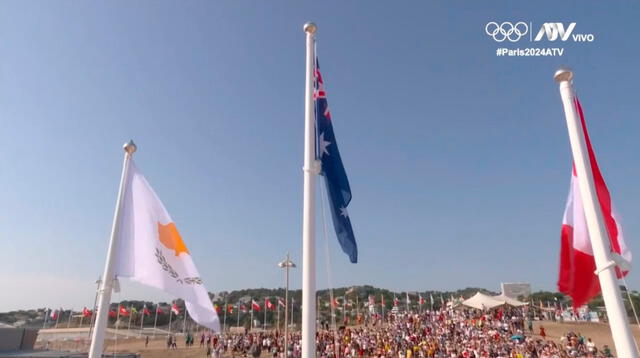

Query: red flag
<box><xmin>143</xmin><ymin>307</ymin><xmax>151</xmax><ymax>316</ymax></box>
<box><xmin>171</xmin><ymin>303</ymin><xmax>180</xmax><ymax>315</ymax></box>
<box><xmin>557</xmin><ymin>97</ymin><xmax>632</xmax><ymax>307</ymax></box>
<box><xmin>156</xmin><ymin>306</ymin><xmax>164</xmax><ymax>315</ymax></box>
<box><xmin>227</xmin><ymin>305</ymin><xmax>234</xmax><ymax>314</ymax></box>
<box><xmin>251</xmin><ymin>300</ymin><xmax>261</xmax><ymax>312</ymax></box>
<box><xmin>214</xmin><ymin>304</ymin><xmax>222</xmax><ymax>314</ymax></box>
<box><xmin>419</xmin><ymin>295</ymin><xmax>425</xmax><ymax>306</ymax></box>
<box><xmin>50</xmin><ymin>310</ymin><xmax>58</xmax><ymax>320</ymax></box>
<box><xmin>119</xmin><ymin>305</ymin><xmax>129</xmax><ymax>317</ymax></box>
<box><xmin>265</xmin><ymin>298</ymin><xmax>275</xmax><ymax>311</ymax></box>
<box><xmin>109</xmin><ymin>309</ymin><xmax>117</xmax><ymax>318</ymax></box>
<box><xmin>82</xmin><ymin>307</ymin><xmax>92</xmax><ymax>318</ymax></box>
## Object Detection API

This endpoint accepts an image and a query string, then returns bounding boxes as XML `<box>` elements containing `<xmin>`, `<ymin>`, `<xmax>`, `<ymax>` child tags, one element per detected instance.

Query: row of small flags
<box><xmin>214</xmin><ymin>297</ymin><xmax>287</xmax><ymax>314</ymax></box>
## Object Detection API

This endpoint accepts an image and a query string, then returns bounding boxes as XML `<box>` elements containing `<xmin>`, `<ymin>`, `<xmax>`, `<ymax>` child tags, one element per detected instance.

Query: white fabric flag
<box><xmin>114</xmin><ymin>160</ymin><xmax>220</xmax><ymax>331</ymax></box>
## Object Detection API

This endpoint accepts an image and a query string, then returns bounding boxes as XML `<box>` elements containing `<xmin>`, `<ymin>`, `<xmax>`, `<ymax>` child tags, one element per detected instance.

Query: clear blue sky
<box><xmin>1</xmin><ymin>1</ymin><xmax>639</xmax><ymax>311</ymax></box>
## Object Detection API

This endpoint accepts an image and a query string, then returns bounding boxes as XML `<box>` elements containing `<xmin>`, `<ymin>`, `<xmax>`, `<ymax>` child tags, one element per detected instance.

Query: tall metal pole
<box><xmin>301</xmin><ymin>21</ymin><xmax>318</xmax><ymax>358</ymax></box>
<box><xmin>279</xmin><ymin>253</ymin><xmax>296</xmax><ymax>356</ymax></box>
<box><xmin>555</xmin><ymin>68</ymin><xmax>638</xmax><ymax>358</ymax></box>
<box><xmin>88</xmin><ymin>141</ymin><xmax>136</xmax><ymax>358</ymax></box>
<box><xmin>284</xmin><ymin>261</ymin><xmax>289</xmax><ymax>355</ymax></box>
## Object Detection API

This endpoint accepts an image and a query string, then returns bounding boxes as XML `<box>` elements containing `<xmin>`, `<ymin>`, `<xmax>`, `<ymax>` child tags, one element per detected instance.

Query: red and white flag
<box><xmin>393</xmin><ymin>296</ymin><xmax>399</xmax><ymax>307</ymax></box>
<box><xmin>331</xmin><ymin>298</ymin><xmax>339</xmax><ymax>308</ymax></box>
<box><xmin>108</xmin><ymin>309</ymin><xmax>117</xmax><ymax>318</ymax></box>
<box><xmin>557</xmin><ymin>97</ymin><xmax>632</xmax><ymax>308</ymax></box>
<box><xmin>278</xmin><ymin>297</ymin><xmax>286</xmax><ymax>307</ymax></box>
<box><xmin>368</xmin><ymin>295</ymin><xmax>375</xmax><ymax>306</ymax></box>
<box><xmin>419</xmin><ymin>295</ymin><xmax>425</xmax><ymax>306</ymax></box>
<box><xmin>156</xmin><ymin>306</ymin><xmax>164</xmax><ymax>315</ymax></box>
<box><xmin>251</xmin><ymin>300</ymin><xmax>261</xmax><ymax>312</ymax></box>
<box><xmin>50</xmin><ymin>309</ymin><xmax>58</xmax><ymax>320</ymax></box>
<box><xmin>119</xmin><ymin>305</ymin><xmax>129</xmax><ymax>317</ymax></box>
<box><xmin>227</xmin><ymin>305</ymin><xmax>234</xmax><ymax>314</ymax></box>
<box><xmin>171</xmin><ymin>303</ymin><xmax>180</xmax><ymax>315</ymax></box>
<box><xmin>240</xmin><ymin>304</ymin><xmax>248</xmax><ymax>313</ymax></box>
<box><xmin>143</xmin><ymin>306</ymin><xmax>151</xmax><ymax>316</ymax></box>
<box><xmin>265</xmin><ymin>298</ymin><xmax>275</xmax><ymax>310</ymax></box>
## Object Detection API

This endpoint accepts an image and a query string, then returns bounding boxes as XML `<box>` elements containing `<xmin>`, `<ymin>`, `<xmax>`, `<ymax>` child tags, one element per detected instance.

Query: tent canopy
<box><xmin>493</xmin><ymin>294</ymin><xmax>528</xmax><ymax>307</ymax></box>
<box><xmin>461</xmin><ymin>292</ymin><xmax>505</xmax><ymax>310</ymax></box>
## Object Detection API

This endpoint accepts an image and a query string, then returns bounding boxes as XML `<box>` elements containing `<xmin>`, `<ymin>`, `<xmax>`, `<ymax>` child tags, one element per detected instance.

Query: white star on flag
<box><xmin>319</xmin><ymin>132</ymin><xmax>331</xmax><ymax>158</ymax></box>
<box><xmin>340</xmin><ymin>207</ymin><xmax>349</xmax><ymax>218</ymax></box>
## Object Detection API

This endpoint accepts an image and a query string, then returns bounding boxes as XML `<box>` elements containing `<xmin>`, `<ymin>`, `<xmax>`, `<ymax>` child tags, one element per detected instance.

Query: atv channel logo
<box><xmin>485</xmin><ymin>22</ymin><xmax>595</xmax><ymax>43</ymax></box>
<box><xmin>486</xmin><ymin>22</ymin><xmax>594</xmax><ymax>57</ymax></box>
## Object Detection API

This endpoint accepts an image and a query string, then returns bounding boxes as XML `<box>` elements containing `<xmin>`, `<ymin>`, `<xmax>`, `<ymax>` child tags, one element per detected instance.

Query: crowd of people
<box><xmin>183</xmin><ymin>307</ymin><xmax>615</xmax><ymax>358</ymax></box>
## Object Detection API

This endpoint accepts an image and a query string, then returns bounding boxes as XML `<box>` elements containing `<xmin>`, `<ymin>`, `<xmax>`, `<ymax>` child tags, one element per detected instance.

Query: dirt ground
<box><xmin>37</xmin><ymin>321</ymin><xmax>640</xmax><ymax>357</ymax></box>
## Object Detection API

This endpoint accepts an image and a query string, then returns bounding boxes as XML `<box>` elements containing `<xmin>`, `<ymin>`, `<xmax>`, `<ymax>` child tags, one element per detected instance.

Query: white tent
<box><xmin>493</xmin><ymin>294</ymin><xmax>528</xmax><ymax>307</ymax></box>
<box><xmin>461</xmin><ymin>292</ymin><xmax>505</xmax><ymax>310</ymax></box>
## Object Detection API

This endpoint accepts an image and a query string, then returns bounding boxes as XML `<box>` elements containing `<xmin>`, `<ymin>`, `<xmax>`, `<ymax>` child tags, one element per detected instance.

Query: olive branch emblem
<box><xmin>154</xmin><ymin>248</ymin><xmax>203</xmax><ymax>285</ymax></box>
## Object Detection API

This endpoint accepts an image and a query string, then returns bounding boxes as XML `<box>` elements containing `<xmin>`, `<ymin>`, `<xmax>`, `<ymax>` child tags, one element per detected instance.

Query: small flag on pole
<box><xmin>265</xmin><ymin>298</ymin><xmax>275</xmax><ymax>311</ymax></box>
<box><xmin>251</xmin><ymin>300</ymin><xmax>261</xmax><ymax>312</ymax></box>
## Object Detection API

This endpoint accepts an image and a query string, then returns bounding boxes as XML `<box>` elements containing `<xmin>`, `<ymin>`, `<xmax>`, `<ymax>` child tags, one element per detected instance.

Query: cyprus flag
<box><xmin>114</xmin><ymin>160</ymin><xmax>220</xmax><ymax>331</ymax></box>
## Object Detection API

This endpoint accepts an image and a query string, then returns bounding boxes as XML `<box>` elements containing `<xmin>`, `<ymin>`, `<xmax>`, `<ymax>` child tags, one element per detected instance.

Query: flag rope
<box><xmin>621</xmin><ymin>277</ymin><xmax>640</xmax><ymax>330</ymax></box>
<box><xmin>319</xmin><ymin>182</ymin><xmax>339</xmax><ymax>358</ymax></box>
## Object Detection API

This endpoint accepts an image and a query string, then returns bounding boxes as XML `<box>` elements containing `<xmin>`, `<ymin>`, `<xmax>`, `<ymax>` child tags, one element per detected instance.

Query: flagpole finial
<box><xmin>303</xmin><ymin>22</ymin><xmax>317</xmax><ymax>34</ymax></box>
<box><xmin>554</xmin><ymin>67</ymin><xmax>573</xmax><ymax>83</ymax></box>
<box><xmin>123</xmin><ymin>140</ymin><xmax>137</xmax><ymax>155</ymax></box>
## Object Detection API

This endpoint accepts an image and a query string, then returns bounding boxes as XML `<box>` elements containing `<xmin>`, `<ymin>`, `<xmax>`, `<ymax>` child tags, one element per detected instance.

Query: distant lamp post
<box><xmin>278</xmin><ymin>253</ymin><xmax>296</xmax><ymax>356</ymax></box>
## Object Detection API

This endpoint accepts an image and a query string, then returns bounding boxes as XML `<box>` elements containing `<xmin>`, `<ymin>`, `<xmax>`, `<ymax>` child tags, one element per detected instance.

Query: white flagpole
<box><xmin>301</xmin><ymin>21</ymin><xmax>318</xmax><ymax>358</ymax></box>
<box><xmin>80</xmin><ymin>314</ymin><xmax>84</xmax><ymax>329</ymax></box>
<box><xmin>250</xmin><ymin>300</ymin><xmax>254</xmax><ymax>331</ymax></box>
<box><xmin>67</xmin><ymin>308</ymin><xmax>73</xmax><ymax>328</ymax></box>
<box><xmin>140</xmin><ymin>305</ymin><xmax>145</xmax><ymax>336</ymax></box>
<box><xmin>277</xmin><ymin>299</ymin><xmax>281</xmax><ymax>333</ymax></box>
<box><xmin>236</xmin><ymin>302</ymin><xmax>240</xmax><ymax>327</ymax></box>
<box><xmin>55</xmin><ymin>309</ymin><xmax>60</xmax><ymax>328</ymax></box>
<box><xmin>223</xmin><ymin>301</ymin><xmax>228</xmax><ymax>333</ymax></box>
<box><xmin>88</xmin><ymin>141</ymin><xmax>136</xmax><ymax>358</ymax></box>
<box><xmin>168</xmin><ymin>304</ymin><xmax>173</xmax><ymax>335</ymax></box>
<box><xmin>263</xmin><ymin>299</ymin><xmax>267</xmax><ymax>330</ymax></box>
<box><xmin>153</xmin><ymin>304</ymin><xmax>159</xmax><ymax>338</ymax></box>
<box><xmin>555</xmin><ymin>68</ymin><xmax>638</xmax><ymax>357</ymax></box>
<box><xmin>128</xmin><ymin>306</ymin><xmax>133</xmax><ymax>332</ymax></box>
<box><xmin>43</xmin><ymin>309</ymin><xmax>49</xmax><ymax>329</ymax></box>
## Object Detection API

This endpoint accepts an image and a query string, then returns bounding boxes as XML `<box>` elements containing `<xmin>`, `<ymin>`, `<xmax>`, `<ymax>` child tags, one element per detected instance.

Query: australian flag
<box><xmin>314</xmin><ymin>59</ymin><xmax>357</xmax><ymax>263</ymax></box>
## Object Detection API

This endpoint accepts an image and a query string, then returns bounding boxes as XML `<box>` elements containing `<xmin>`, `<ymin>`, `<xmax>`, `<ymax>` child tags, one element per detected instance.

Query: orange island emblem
<box><xmin>158</xmin><ymin>222</ymin><xmax>190</xmax><ymax>256</ymax></box>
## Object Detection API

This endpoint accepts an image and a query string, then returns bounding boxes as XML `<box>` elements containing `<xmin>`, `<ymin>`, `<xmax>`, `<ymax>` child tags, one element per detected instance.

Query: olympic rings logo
<box><xmin>485</xmin><ymin>22</ymin><xmax>529</xmax><ymax>42</ymax></box>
